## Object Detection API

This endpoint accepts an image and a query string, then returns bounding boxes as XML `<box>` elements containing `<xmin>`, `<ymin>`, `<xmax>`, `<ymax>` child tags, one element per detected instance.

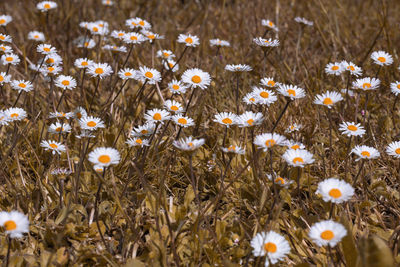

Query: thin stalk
<box><xmin>328</xmin><ymin>108</ymin><xmax>332</xmax><ymax>177</ymax></box>
<box><xmin>5</xmin><ymin>235</ymin><xmax>11</xmax><ymax>267</ymax></box>
<box><xmin>88</xmin><ymin>77</ymin><xmax>101</xmax><ymax>112</ymax></box>
<box><xmin>55</xmin><ymin>89</ymin><xmax>66</xmax><ymax>110</ymax></box>
<box><xmin>271</xmin><ymin>99</ymin><xmax>291</xmax><ymax>132</ymax></box>
<box><xmin>352</xmin><ymin>160</ymin><xmax>365</xmax><ymax>187</ymax></box>
<box><xmin>235</xmin><ymin>73</ymin><xmax>240</xmax><ymax>114</ymax></box>
<box><xmin>121</xmin><ymin>43</ymin><xmax>134</xmax><ymax>69</ymax></box>
<box><xmin>183</xmin><ymin>87</ymin><xmax>197</xmax><ymax>116</ymax></box>
<box><xmin>94</xmin><ymin>170</ymin><xmax>111</xmax><ymax>253</ymax></box>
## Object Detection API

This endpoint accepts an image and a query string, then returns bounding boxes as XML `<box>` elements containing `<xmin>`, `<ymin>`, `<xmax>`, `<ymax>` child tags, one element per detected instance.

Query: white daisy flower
<box><xmin>74</xmin><ymin>107</ymin><xmax>87</xmax><ymax>120</ymax></box>
<box><xmin>144</xmin><ymin>109</ymin><xmax>171</xmax><ymax>124</ymax></box>
<box><xmin>55</xmin><ymin>75</ymin><xmax>76</xmax><ymax>90</ymax></box>
<box><xmin>251</xmin><ymin>231</ymin><xmax>291</xmax><ymax>266</ymax></box>
<box><xmin>4</xmin><ymin>107</ymin><xmax>27</xmax><ymax>121</ymax></box>
<box><xmin>0</xmin><ymin>44</ymin><xmax>13</xmax><ymax>54</ymax></box>
<box><xmin>260</xmin><ymin>77</ymin><xmax>278</xmax><ymax>88</ymax></box>
<box><xmin>294</xmin><ymin>17</ymin><xmax>313</xmax><ymax>26</ymax></box>
<box><xmin>28</xmin><ymin>31</ymin><xmax>45</xmax><ymax>42</ymax></box>
<box><xmin>49</xmin><ymin>111</ymin><xmax>74</xmax><ymax>119</ymax></box>
<box><xmin>267</xmin><ymin>174</ymin><xmax>294</xmax><ymax>188</ymax></box>
<box><xmin>87</xmin><ymin>21</ymin><xmax>109</xmax><ymax>36</ymax></box>
<box><xmin>40</xmin><ymin>140</ymin><xmax>66</xmax><ymax>155</ymax></box>
<box><xmin>157</xmin><ymin>50</ymin><xmax>175</xmax><ymax>60</ymax></box>
<box><xmin>87</xmin><ymin>62</ymin><xmax>113</xmax><ymax>79</ymax></box>
<box><xmin>75</xmin><ymin>130</ymin><xmax>96</xmax><ymax>139</ymax></box>
<box><xmin>37</xmin><ymin>1</ymin><xmax>57</xmax><ymax>11</ymax></box>
<box><xmin>340</xmin><ymin>88</ymin><xmax>355</xmax><ymax>97</ymax></box>
<box><xmin>351</xmin><ymin>145</ymin><xmax>380</xmax><ymax>161</ymax></box>
<box><xmin>371</xmin><ymin>51</ymin><xmax>393</xmax><ymax>66</ymax></box>
<box><xmin>44</xmin><ymin>53</ymin><xmax>63</xmax><ymax>65</ymax></box>
<box><xmin>10</xmin><ymin>80</ymin><xmax>33</xmax><ymax>92</ymax></box>
<box><xmin>51</xmin><ymin>168</ymin><xmax>72</xmax><ymax>176</ymax></box>
<box><xmin>172</xmin><ymin>115</ymin><xmax>195</xmax><ymax>128</ymax></box>
<box><xmin>253</xmin><ymin>37</ymin><xmax>280</xmax><ymax>47</ymax></box>
<box><xmin>386</xmin><ymin>141</ymin><xmax>400</xmax><ymax>158</ymax></box>
<box><xmin>126</xmin><ymin>137</ymin><xmax>150</xmax><ymax>147</ymax></box>
<box><xmin>277</xmin><ymin>84</ymin><xmax>306</xmax><ymax>99</ymax></box>
<box><xmin>254</xmin><ymin>133</ymin><xmax>287</xmax><ymax>151</ymax></box>
<box><xmin>341</xmin><ymin>61</ymin><xmax>362</xmax><ymax>76</ymax></box>
<box><xmin>237</xmin><ymin>111</ymin><xmax>264</xmax><ymax>127</ymax></box>
<box><xmin>141</xmin><ymin>30</ymin><xmax>164</xmax><ymax>42</ymax></box>
<box><xmin>117</xmin><ymin>68</ymin><xmax>137</xmax><ymax>80</ymax></box>
<box><xmin>314</xmin><ymin>91</ymin><xmax>343</xmax><ymax>108</ymax></box>
<box><xmin>390</xmin><ymin>81</ymin><xmax>400</xmax><ymax>96</ymax></box>
<box><xmin>0</xmin><ymin>211</ymin><xmax>29</xmax><ymax>238</ymax></box>
<box><xmin>352</xmin><ymin>77</ymin><xmax>380</xmax><ymax>90</ymax></box>
<box><xmin>74</xmin><ymin>58</ymin><xmax>94</xmax><ymax>69</ymax></box>
<box><xmin>285</xmin><ymin>140</ymin><xmax>305</xmax><ymax>150</ymax></box>
<box><xmin>0</xmin><ymin>33</ymin><xmax>12</xmax><ymax>43</ymax></box>
<box><xmin>1</xmin><ymin>53</ymin><xmax>20</xmax><ymax>65</ymax></box>
<box><xmin>37</xmin><ymin>44</ymin><xmax>56</xmax><ymax>55</ymax></box>
<box><xmin>209</xmin><ymin>39</ymin><xmax>230</xmax><ymax>47</ymax></box>
<box><xmin>282</xmin><ymin>149</ymin><xmax>314</xmax><ymax>167</ymax></box>
<box><xmin>88</xmin><ymin>147</ymin><xmax>120</xmax><ymax>167</ymax></box>
<box><xmin>131</xmin><ymin>122</ymin><xmax>156</xmax><ymax>137</ymax></box>
<box><xmin>285</xmin><ymin>123</ymin><xmax>302</xmax><ymax>133</ymax></box>
<box><xmin>79</xmin><ymin>116</ymin><xmax>105</xmax><ymax>131</ymax></box>
<box><xmin>221</xmin><ymin>145</ymin><xmax>245</xmax><ymax>155</ymax></box>
<box><xmin>242</xmin><ymin>93</ymin><xmax>257</xmax><ymax>105</ymax></box>
<box><xmin>213</xmin><ymin>112</ymin><xmax>237</xmax><ymax>127</ymax></box>
<box><xmin>0</xmin><ymin>15</ymin><xmax>13</xmax><ymax>26</ymax></box>
<box><xmin>325</xmin><ymin>62</ymin><xmax>344</xmax><ymax>76</ymax></box>
<box><xmin>164</xmin><ymin>100</ymin><xmax>184</xmax><ymax>113</ymax></box>
<box><xmin>48</xmin><ymin>122</ymin><xmax>71</xmax><ymax>134</ymax></box>
<box><xmin>0</xmin><ymin>111</ymin><xmax>9</xmax><ymax>126</ymax></box>
<box><xmin>316</xmin><ymin>178</ymin><xmax>355</xmax><ymax>203</ymax></box>
<box><xmin>168</xmin><ymin>79</ymin><xmax>188</xmax><ymax>94</ymax></box>
<box><xmin>225</xmin><ymin>64</ymin><xmax>252</xmax><ymax>72</ymax></box>
<box><xmin>137</xmin><ymin>66</ymin><xmax>161</xmax><ymax>84</ymax></box>
<box><xmin>177</xmin><ymin>34</ymin><xmax>200</xmax><ymax>47</ymax></box>
<box><xmin>309</xmin><ymin>220</ymin><xmax>347</xmax><ymax>247</ymax></box>
<box><xmin>102</xmin><ymin>0</ymin><xmax>113</xmax><ymax>6</ymax></box>
<box><xmin>93</xmin><ymin>165</ymin><xmax>104</xmax><ymax>173</ymax></box>
<box><xmin>181</xmin><ymin>68</ymin><xmax>211</xmax><ymax>89</ymax></box>
<box><xmin>40</xmin><ymin>65</ymin><xmax>62</xmax><ymax>76</ymax></box>
<box><xmin>261</xmin><ymin>19</ymin><xmax>279</xmax><ymax>31</ymax></box>
<box><xmin>123</xmin><ymin>32</ymin><xmax>146</xmax><ymax>44</ymax></box>
<box><xmin>173</xmin><ymin>136</ymin><xmax>205</xmax><ymax>151</ymax></box>
<box><xmin>125</xmin><ymin>17</ymin><xmax>152</xmax><ymax>30</ymax></box>
<box><xmin>110</xmin><ymin>30</ymin><xmax>127</xmax><ymax>40</ymax></box>
<box><xmin>76</xmin><ymin>37</ymin><xmax>96</xmax><ymax>49</ymax></box>
<box><xmin>252</xmin><ymin>86</ymin><xmax>277</xmax><ymax>106</ymax></box>
<box><xmin>338</xmin><ymin>122</ymin><xmax>365</xmax><ymax>137</ymax></box>
<box><xmin>164</xmin><ymin>60</ymin><xmax>179</xmax><ymax>72</ymax></box>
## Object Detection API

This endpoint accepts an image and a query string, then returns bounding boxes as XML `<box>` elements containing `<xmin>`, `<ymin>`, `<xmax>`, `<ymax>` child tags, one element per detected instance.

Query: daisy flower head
<box><xmin>177</xmin><ymin>33</ymin><xmax>200</xmax><ymax>47</ymax></box>
<box><xmin>340</xmin><ymin>88</ymin><xmax>355</xmax><ymax>97</ymax></box>
<box><xmin>261</xmin><ymin>19</ymin><xmax>279</xmax><ymax>31</ymax></box>
<box><xmin>118</xmin><ymin>68</ymin><xmax>138</xmax><ymax>80</ymax></box>
<box><xmin>173</xmin><ymin>136</ymin><xmax>205</xmax><ymax>151</ymax></box>
<box><xmin>267</xmin><ymin>174</ymin><xmax>294</xmax><ymax>188</ymax></box>
<box><xmin>0</xmin><ymin>44</ymin><xmax>12</xmax><ymax>54</ymax></box>
<box><xmin>110</xmin><ymin>30</ymin><xmax>126</xmax><ymax>40</ymax></box>
<box><xmin>55</xmin><ymin>75</ymin><xmax>76</xmax><ymax>90</ymax></box>
<box><xmin>137</xmin><ymin>66</ymin><xmax>161</xmax><ymax>84</ymax></box>
<box><xmin>76</xmin><ymin>130</ymin><xmax>95</xmax><ymax>139</ymax></box>
<box><xmin>157</xmin><ymin>49</ymin><xmax>175</xmax><ymax>60</ymax></box>
<box><xmin>0</xmin><ymin>33</ymin><xmax>12</xmax><ymax>43</ymax></box>
<box><xmin>325</xmin><ymin>62</ymin><xmax>344</xmax><ymax>76</ymax></box>
<box><xmin>74</xmin><ymin>58</ymin><xmax>94</xmax><ymax>69</ymax></box>
<box><xmin>309</xmin><ymin>220</ymin><xmax>347</xmax><ymax>247</ymax></box>
<box><xmin>4</xmin><ymin>107</ymin><xmax>27</xmax><ymax>121</ymax></box>
<box><xmin>221</xmin><ymin>145</ymin><xmax>245</xmax><ymax>155</ymax></box>
<box><xmin>0</xmin><ymin>211</ymin><xmax>29</xmax><ymax>238</ymax></box>
<box><xmin>278</xmin><ymin>84</ymin><xmax>306</xmax><ymax>99</ymax></box>
<box><xmin>123</xmin><ymin>32</ymin><xmax>146</xmax><ymax>44</ymax></box>
<box><xmin>40</xmin><ymin>65</ymin><xmax>62</xmax><ymax>76</ymax></box>
<box><xmin>11</xmin><ymin>80</ymin><xmax>34</xmax><ymax>92</ymax></box>
<box><xmin>294</xmin><ymin>17</ymin><xmax>313</xmax><ymax>26</ymax></box>
<box><xmin>125</xmin><ymin>17</ymin><xmax>151</xmax><ymax>29</ymax></box>
<box><xmin>75</xmin><ymin>37</ymin><xmax>96</xmax><ymax>49</ymax></box>
<box><xmin>49</xmin><ymin>111</ymin><xmax>74</xmax><ymax>119</ymax></box>
<box><xmin>168</xmin><ymin>79</ymin><xmax>188</xmax><ymax>94</ymax></box>
<box><xmin>338</xmin><ymin>121</ymin><xmax>365</xmax><ymax>137</ymax></box>
<box><xmin>87</xmin><ymin>21</ymin><xmax>109</xmax><ymax>36</ymax></box>
<box><xmin>74</xmin><ymin>106</ymin><xmax>87</xmax><ymax>120</ymax></box>
<box><xmin>0</xmin><ymin>72</ymin><xmax>11</xmax><ymax>85</ymax></box>
<box><xmin>51</xmin><ymin>168</ymin><xmax>72</xmax><ymax>177</ymax></box>
<box><xmin>40</xmin><ymin>140</ymin><xmax>66</xmax><ymax>155</ymax></box>
<box><xmin>93</xmin><ymin>165</ymin><xmax>104</xmax><ymax>173</ymax></box>
<box><xmin>28</xmin><ymin>31</ymin><xmax>45</xmax><ymax>42</ymax></box>
<box><xmin>181</xmin><ymin>68</ymin><xmax>211</xmax><ymax>89</ymax></box>
<box><xmin>237</xmin><ymin>111</ymin><xmax>264</xmax><ymax>127</ymax></box>
<box><xmin>144</xmin><ymin>109</ymin><xmax>170</xmax><ymax>124</ymax></box>
<box><xmin>285</xmin><ymin>140</ymin><xmax>305</xmax><ymax>150</ymax></box>
<box><xmin>254</xmin><ymin>133</ymin><xmax>286</xmax><ymax>151</ymax></box>
<box><xmin>253</xmin><ymin>37</ymin><xmax>280</xmax><ymax>47</ymax></box>
<box><xmin>341</xmin><ymin>61</ymin><xmax>362</xmax><ymax>76</ymax></box>
<box><xmin>314</xmin><ymin>91</ymin><xmax>343</xmax><ymax>108</ymax></box>
<box><xmin>48</xmin><ymin>122</ymin><xmax>71</xmax><ymax>134</ymax></box>
<box><xmin>0</xmin><ymin>15</ymin><xmax>12</xmax><ymax>26</ymax></box>
<box><xmin>351</xmin><ymin>145</ymin><xmax>380</xmax><ymax>161</ymax></box>
<box><xmin>102</xmin><ymin>0</ymin><xmax>113</xmax><ymax>6</ymax></box>
<box><xmin>282</xmin><ymin>149</ymin><xmax>314</xmax><ymax>167</ymax></box>
<box><xmin>1</xmin><ymin>53</ymin><xmax>20</xmax><ymax>65</ymax></box>
<box><xmin>131</xmin><ymin>122</ymin><xmax>156</xmax><ymax>137</ymax></box>
<box><xmin>42</xmin><ymin>53</ymin><xmax>62</xmax><ymax>66</ymax></box>
<box><xmin>371</xmin><ymin>51</ymin><xmax>393</xmax><ymax>66</ymax></box>
<box><xmin>88</xmin><ymin>147</ymin><xmax>120</xmax><ymax>167</ymax></box>
<box><xmin>260</xmin><ymin>77</ymin><xmax>278</xmax><ymax>88</ymax></box>
<box><xmin>352</xmin><ymin>77</ymin><xmax>380</xmax><ymax>91</ymax></box>
<box><xmin>251</xmin><ymin>231</ymin><xmax>290</xmax><ymax>266</ymax></box>
<box><xmin>209</xmin><ymin>39</ymin><xmax>230</xmax><ymax>47</ymax></box>
<box><xmin>164</xmin><ymin>60</ymin><xmax>179</xmax><ymax>72</ymax></box>
<box><xmin>316</xmin><ymin>178</ymin><xmax>355</xmax><ymax>204</ymax></box>
<box><xmin>252</xmin><ymin>86</ymin><xmax>277</xmax><ymax>106</ymax></box>
<box><xmin>172</xmin><ymin>115</ymin><xmax>195</xmax><ymax>128</ymax></box>
<box><xmin>243</xmin><ymin>92</ymin><xmax>257</xmax><ymax>105</ymax></box>
<box><xmin>285</xmin><ymin>123</ymin><xmax>302</xmax><ymax>133</ymax></box>
<box><xmin>213</xmin><ymin>112</ymin><xmax>237</xmax><ymax>127</ymax></box>
<box><xmin>141</xmin><ymin>30</ymin><xmax>164</xmax><ymax>42</ymax></box>
<box><xmin>37</xmin><ymin>1</ymin><xmax>57</xmax><ymax>11</ymax></box>
<box><xmin>37</xmin><ymin>44</ymin><xmax>56</xmax><ymax>55</ymax></box>
<box><xmin>87</xmin><ymin>62</ymin><xmax>113</xmax><ymax>79</ymax></box>
<box><xmin>386</xmin><ymin>141</ymin><xmax>400</xmax><ymax>158</ymax></box>
<box><xmin>390</xmin><ymin>81</ymin><xmax>400</xmax><ymax>96</ymax></box>
<box><xmin>126</xmin><ymin>137</ymin><xmax>150</xmax><ymax>147</ymax></box>
<box><xmin>225</xmin><ymin>64</ymin><xmax>252</xmax><ymax>72</ymax></box>
<box><xmin>79</xmin><ymin>116</ymin><xmax>105</xmax><ymax>131</ymax></box>
<box><xmin>0</xmin><ymin>111</ymin><xmax>9</xmax><ymax>126</ymax></box>
<box><xmin>164</xmin><ymin>100</ymin><xmax>184</xmax><ymax>113</ymax></box>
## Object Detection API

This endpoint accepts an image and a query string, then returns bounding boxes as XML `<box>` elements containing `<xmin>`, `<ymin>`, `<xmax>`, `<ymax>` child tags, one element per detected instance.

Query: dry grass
<box><xmin>0</xmin><ymin>0</ymin><xmax>400</xmax><ymax>266</ymax></box>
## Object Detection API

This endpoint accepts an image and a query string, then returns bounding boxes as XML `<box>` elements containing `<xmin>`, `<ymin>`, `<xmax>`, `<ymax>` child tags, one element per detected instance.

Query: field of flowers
<box><xmin>0</xmin><ymin>0</ymin><xmax>399</xmax><ymax>266</ymax></box>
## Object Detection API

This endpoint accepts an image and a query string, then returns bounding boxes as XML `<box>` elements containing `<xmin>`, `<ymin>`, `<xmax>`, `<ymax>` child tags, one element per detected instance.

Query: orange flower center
<box><xmin>222</xmin><ymin>118</ymin><xmax>233</xmax><ymax>124</ymax></box>
<box><xmin>268</xmin><ymin>21</ymin><xmax>274</xmax><ymax>27</ymax></box>
<box><xmin>139</xmin><ymin>21</ymin><xmax>145</xmax><ymax>26</ymax></box>
<box><xmin>130</xmin><ymin>36</ymin><xmax>138</xmax><ymax>41</ymax></box>
<box><xmin>323</xmin><ymin>98</ymin><xmax>333</xmax><ymax>105</ymax></box>
<box><xmin>0</xmin><ymin>76</ymin><xmax>3</xmax><ymax>82</ymax></box>
<box><xmin>118</xmin><ymin>33</ymin><xmax>124</xmax><ymax>36</ymax></box>
<box><xmin>10</xmin><ymin>113</ymin><xmax>18</xmax><ymax>118</ymax></box>
<box><xmin>395</xmin><ymin>148</ymin><xmax>400</xmax><ymax>155</ymax></box>
<box><xmin>136</xmin><ymin>139</ymin><xmax>143</xmax><ymax>144</ymax></box>
<box><xmin>265</xmin><ymin>139</ymin><xmax>275</xmax><ymax>147</ymax></box>
<box><xmin>362</xmin><ymin>83</ymin><xmax>371</xmax><ymax>89</ymax></box>
<box><xmin>5</xmin><ymin>57</ymin><xmax>13</xmax><ymax>62</ymax></box>
<box><xmin>81</xmin><ymin>61</ymin><xmax>88</xmax><ymax>66</ymax></box>
<box><xmin>191</xmin><ymin>75</ymin><xmax>201</xmax><ymax>83</ymax></box>
<box><xmin>172</xmin><ymin>84</ymin><xmax>179</xmax><ymax>90</ymax></box>
<box><xmin>267</xmin><ymin>80</ymin><xmax>275</xmax><ymax>86</ymax></box>
<box><xmin>287</xmin><ymin>89</ymin><xmax>296</xmax><ymax>96</ymax></box>
<box><xmin>48</xmin><ymin>66</ymin><xmax>55</xmax><ymax>72</ymax></box>
<box><xmin>141</xmin><ymin>130</ymin><xmax>148</xmax><ymax>134</ymax></box>
<box><xmin>145</xmin><ymin>72</ymin><xmax>153</xmax><ymax>78</ymax></box>
<box><xmin>163</xmin><ymin>52</ymin><xmax>170</xmax><ymax>57</ymax></box>
<box><xmin>18</xmin><ymin>83</ymin><xmax>26</xmax><ymax>88</ymax></box>
<box><xmin>87</xmin><ymin>121</ymin><xmax>97</xmax><ymax>127</ymax></box>
<box><xmin>249</xmin><ymin>97</ymin><xmax>255</xmax><ymax>102</ymax></box>
<box><xmin>0</xmin><ymin>19</ymin><xmax>5</xmax><ymax>24</ymax></box>
<box><xmin>55</xmin><ymin>127</ymin><xmax>63</xmax><ymax>132</ymax></box>
<box><xmin>153</xmin><ymin>113</ymin><xmax>161</xmax><ymax>120</ymax></box>
<box><xmin>95</xmin><ymin>68</ymin><xmax>104</xmax><ymax>74</ymax></box>
<box><xmin>228</xmin><ymin>145</ymin><xmax>236</xmax><ymax>151</ymax></box>
<box><xmin>331</xmin><ymin>66</ymin><xmax>339</xmax><ymax>71</ymax></box>
<box><xmin>292</xmin><ymin>157</ymin><xmax>304</xmax><ymax>164</ymax></box>
<box><xmin>61</xmin><ymin>80</ymin><xmax>70</xmax><ymax>86</ymax></box>
<box><xmin>170</xmin><ymin>105</ymin><xmax>179</xmax><ymax>111</ymax></box>
<box><xmin>178</xmin><ymin>118</ymin><xmax>187</xmax><ymax>125</ymax></box>
<box><xmin>329</xmin><ymin>188</ymin><xmax>342</xmax><ymax>198</ymax></box>
<box><xmin>347</xmin><ymin>125</ymin><xmax>357</xmax><ymax>131</ymax></box>
<box><xmin>43</xmin><ymin>47</ymin><xmax>51</xmax><ymax>52</ymax></box>
<box><xmin>348</xmin><ymin>65</ymin><xmax>355</xmax><ymax>71</ymax></box>
<box><xmin>185</xmin><ymin>37</ymin><xmax>193</xmax><ymax>44</ymax></box>
<box><xmin>377</xmin><ymin>57</ymin><xmax>386</xmax><ymax>63</ymax></box>
<box><xmin>275</xmin><ymin>177</ymin><xmax>285</xmax><ymax>184</ymax></box>
<box><xmin>320</xmin><ymin>230</ymin><xmax>334</xmax><ymax>240</ymax></box>
<box><xmin>98</xmin><ymin>155</ymin><xmax>111</xmax><ymax>164</ymax></box>
<box><xmin>125</xmin><ymin>72</ymin><xmax>132</xmax><ymax>76</ymax></box>
<box><xmin>46</xmin><ymin>58</ymin><xmax>54</xmax><ymax>64</ymax></box>
<box><xmin>44</xmin><ymin>3</ymin><xmax>51</xmax><ymax>8</ymax></box>
<box><xmin>4</xmin><ymin>220</ymin><xmax>17</xmax><ymax>231</ymax></box>
<box><xmin>361</xmin><ymin>151</ymin><xmax>370</xmax><ymax>157</ymax></box>
<box><xmin>49</xmin><ymin>143</ymin><xmax>58</xmax><ymax>149</ymax></box>
<box><xmin>264</xmin><ymin>242</ymin><xmax>277</xmax><ymax>253</ymax></box>
<box><xmin>260</xmin><ymin>91</ymin><xmax>269</xmax><ymax>98</ymax></box>
<box><xmin>291</xmin><ymin>144</ymin><xmax>300</xmax><ymax>150</ymax></box>
<box><xmin>247</xmin><ymin>119</ymin><xmax>254</xmax><ymax>125</ymax></box>
<box><xmin>397</xmin><ymin>84</ymin><xmax>400</xmax><ymax>90</ymax></box>
<box><xmin>0</xmin><ymin>36</ymin><xmax>4</xmax><ymax>40</ymax></box>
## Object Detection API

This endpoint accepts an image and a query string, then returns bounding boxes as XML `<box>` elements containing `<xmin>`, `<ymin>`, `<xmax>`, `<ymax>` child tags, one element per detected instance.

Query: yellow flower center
<box><xmin>170</xmin><ymin>105</ymin><xmax>179</xmax><ymax>111</ymax></box>
<box><xmin>222</xmin><ymin>118</ymin><xmax>233</xmax><ymax>124</ymax></box>
<box><xmin>264</xmin><ymin>242</ymin><xmax>277</xmax><ymax>253</ymax></box>
<box><xmin>95</xmin><ymin>68</ymin><xmax>104</xmax><ymax>74</ymax></box>
<box><xmin>141</xmin><ymin>130</ymin><xmax>148</xmax><ymax>134</ymax></box>
<box><xmin>247</xmin><ymin>119</ymin><xmax>254</xmax><ymax>125</ymax></box>
<box><xmin>268</xmin><ymin>21</ymin><xmax>274</xmax><ymax>27</ymax></box>
<box><xmin>125</xmin><ymin>72</ymin><xmax>132</xmax><ymax>76</ymax></box>
<box><xmin>260</xmin><ymin>91</ymin><xmax>269</xmax><ymax>98</ymax></box>
<box><xmin>61</xmin><ymin>80</ymin><xmax>70</xmax><ymax>86</ymax></box>
<box><xmin>291</xmin><ymin>144</ymin><xmax>300</xmax><ymax>150</ymax></box>
<box><xmin>348</xmin><ymin>65</ymin><xmax>355</xmax><ymax>71</ymax></box>
<box><xmin>397</xmin><ymin>84</ymin><xmax>400</xmax><ymax>90</ymax></box>
<box><xmin>329</xmin><ymin>188</ymin><xmax>342</xmax><ymax>198</ymax></box>
<box><xmin>49</xmin><ymin>143</ymin><xmax>58</xmax><ymax>149</ymax></box>
<box><xmin>5</xmin><ymin>57</ymin><xmax>13</xmax><ymax>62</ymax></box>
<box><xmin>265</xmin><ymin>139</ymin><xmax>275</xmax><ymax>147</ymax></box>
<box><xmin>44</xmin><ymin>3</ymin><xmax>51</xmax><ymax>8</ymax></box>
<box><xmin>139</xmin><ymin>21</ymin><xmax>145</xmax><ymax>26</ymax></box>
<box><xmin>0</xmin><ymin>76</ymin><xmax>3</xmax><ymax>82</ymax></box>
<box><xmin>362</xmin><ymin>83</ymin><xmax>371</xmax><ymax>89</ymax></box>
<box><xmin>178</xmin><ymin>118</ymin><xmax>187</xmax><ymax>125</ymax></box>
<box><xmin>136</xmin><ymin>139</ymin><xmax>143</xmax><ymax>144</ymax></box>
<box><xmin>0</xmin><ymin>36</ymin><xmax>4</xmax><ymax>40</ymax></box>
<box><xmin>395</xmin><ymin>148</ymin><xmax>400</xmax><ymax>155</ymax></box>
<box><xmin>188</xmin><ymin>142</ymin><xmax>194</xmax><ymax>147</ymax></box>
<box><xmin>98</xmin><ymin>155</ymin><xmax>111</xmax><ymax>164</ymax></box>
<box><xmin>4</xmin><ymin>220</ymin><xmax>17</xmax><ymax>231</ymax></box>
<box><xmin>43</xmin><ymin>47</ymin><xmax>51</xmax><ymax>52</ymax></box>
<box><xmin>93</xmin><ymin>27</ymin><xmax>99</xmax><ymax>32</ymax></box>
<box><xmin>76</xmin><ymin>112</ymin><xmax>82</xmax><ymax>119</ymax></box>
<box><xmin>148</xmin><ymin>34</ymin><xmax>155</xmax><ymax>39</ymax></box>
<box><xmin>292</xmin><ymin>157</ymin><xmax>304</xmax><ymax>164</ymax></box>
<box><xmin>153</xmin><ymin>113</ymin><xmax>161</xmax><ymax>120</ymax></box>
<box><xmin>81</xmin><ymin>61</ymin><xmax>88</xmax><ymax>66</ymax></box>
<box><xmin>130</xmin><ymin>36</ymin><xmax>138</xmax><ymax>41</ymax></box>
<box><xmin>145</xmin><ymin>71</ymin><xmax>153</xmax><ymax>78</ymax></box>
<box><xmin>320</xmin><ymin>230</ymin><xmax>334</xmax><ymax>240</ymax></box>
<box><xmin>46</xmin><ymin>58</ymin><xmax>54</xmax><ymax>64</ymax></box>
<box><xmin>287</xmin><ymin>89</ymin><xmax>296</xmax><ymax>96</ymax></box>
<box><xmin>347</xmin><ymin>125</ymin><xmax>357</xmax><ymax>131</ymax></box>
<box><xmin>87</xmin><ymin>121</ymin><xmax>97</xmax><ymax>127</ymax></box>
<box><xmin>48</xmin><ymin>66</ymin><xmax>55</xmax><ymax>72</ymax></box>
<box><xmin>0</xmin><ymin>19</ymin><xmax>5</xmax><ymax>24</ymax></box>
<box><xmin>323</xmin><ymin>97</ymin><xmax>333</xmax><ymax>105</ymax></box>
<box><xmin>377</xmin><ymin>57</ymin><xmax>386</xmax><ymax>63</ymax></box>
<box><xmin>172</xmin><ymin>84</ymin><xmax>179</xmax><ymax>90</ymax></box>
<box><xmin>267</xmin><ymin>80</ymin><xmax>275</xmax><ymax>86</ymax></box>
<box><xmin>10</xmin><ymin>113</ymin><xmax>18</xmax><ymax>118</ymax></box>
<box><xmin>185</xmin><ymin>37</ymin><xmax>193</xmax><ymax>44</ymax></box>
<box><xmin>18</xmin><ymin>83</ymin><xmax>26</xmax><ymax>88</ymax></box>
<box><xmin>275</xmin><ymin>177</ymin><xmax>285</xmax><ymax>184</ymax></box>
<box><xmin>249</xmin><ymin>97</ymin><xmax>255</xmax><ymax>102</ymax></box>
<box><xmin>361</xmin><ymin>151</ymin><xmax>370</xmax><ymax>157</ymax></box>
<box><xmin>191</xmin><ymin>75</ymin><xmax>201</xmax><ymax>83</ymax></box>
<box><xmin>118</xmin><ymin>32</ymin><xmax>124</xmax><ymax>36</ymax></box>
<box><xmin>331</xmin><ymin>65</ymin><xmax>339</xmax><ymax>71</ymax></box>
<box><xmin>163</xmin><ymin>52</ymin><xmax>170</xmax><ymax>58</ymax></box>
